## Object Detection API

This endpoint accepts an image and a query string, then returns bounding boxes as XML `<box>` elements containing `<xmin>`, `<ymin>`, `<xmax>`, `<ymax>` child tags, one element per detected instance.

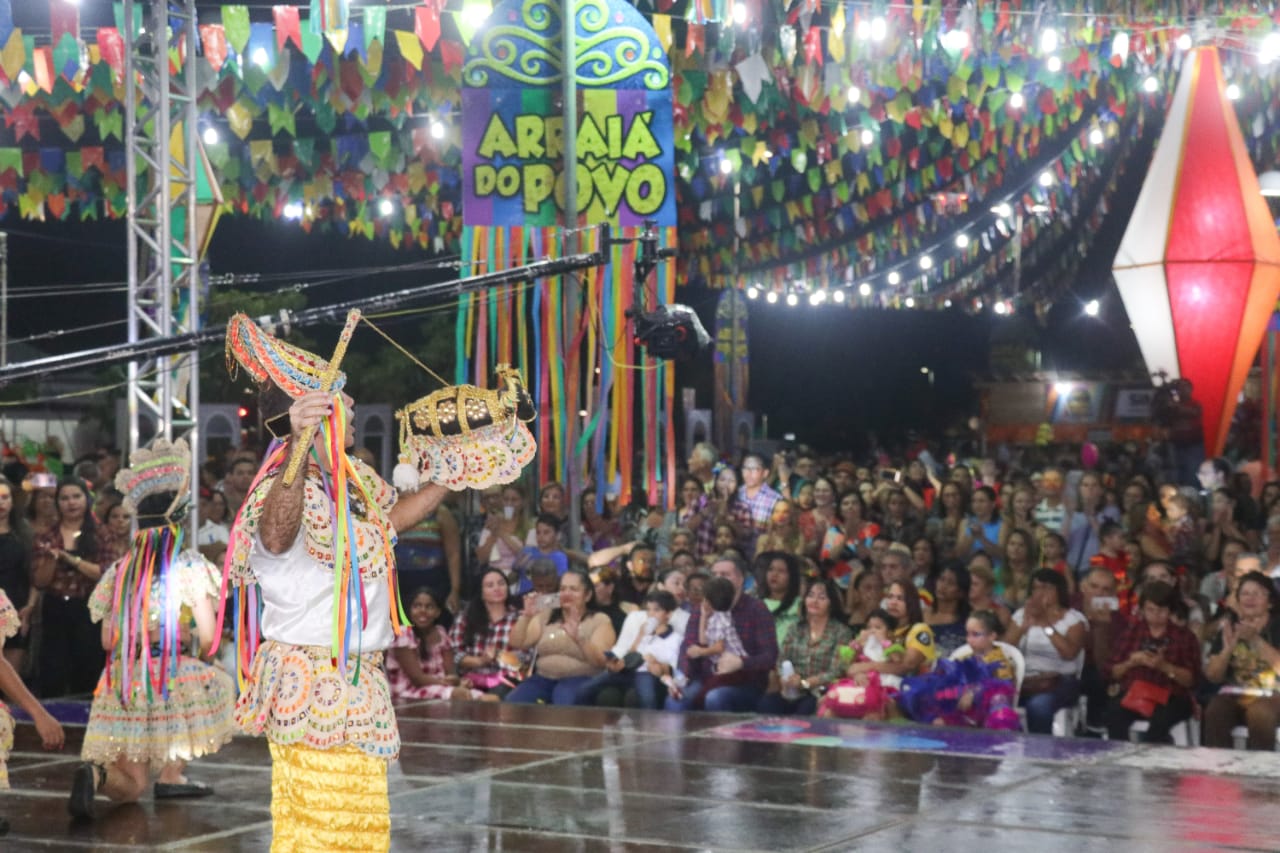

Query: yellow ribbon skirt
<box><xmin>268</xmin><ymin>742</ymin><xmax>389</xmax><ymax>852</ymax></box>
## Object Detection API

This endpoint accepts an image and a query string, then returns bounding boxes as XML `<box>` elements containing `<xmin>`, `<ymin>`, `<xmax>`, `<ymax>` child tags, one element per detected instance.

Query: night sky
<box><xmin>3</xmin><ymin>204</ymin><xmax>1144</xmax><ymax>452</ymax></box>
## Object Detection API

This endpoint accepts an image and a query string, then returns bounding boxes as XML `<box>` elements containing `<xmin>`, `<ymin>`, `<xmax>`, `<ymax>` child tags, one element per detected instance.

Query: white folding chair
<box><xmin>952</xmin><ymin>642</ymin><xmax>1026</xmax><ymax>729</ymax></box>
<box><xmin>1129</xmin><ymin>717</ymin><xmax>1197</xmax><ymax>747</ymax></box>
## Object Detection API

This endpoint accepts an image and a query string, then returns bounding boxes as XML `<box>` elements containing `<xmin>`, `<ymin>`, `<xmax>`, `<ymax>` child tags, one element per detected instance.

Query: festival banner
<box><xmin>460</xmin><ymin>0</ymin><xmax>675</xmax><ymax>228</ymax></box>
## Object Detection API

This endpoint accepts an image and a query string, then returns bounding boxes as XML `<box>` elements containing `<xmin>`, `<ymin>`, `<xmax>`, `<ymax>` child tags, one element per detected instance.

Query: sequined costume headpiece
<box><xmin>224</xmin><ymin>312</ymin><xmax>347</xmax><ymax>399</ymax></box>
<box><xmin>114</xmin><ymin>438</ymin><xmax>191</xmax><ymax>522</ymax></box>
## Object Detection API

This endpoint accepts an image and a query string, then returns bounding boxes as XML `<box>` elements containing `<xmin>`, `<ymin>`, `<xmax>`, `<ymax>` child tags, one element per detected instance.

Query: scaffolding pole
<box><xmin>124</xmin><ymin>0</ymin><xmax>201</xmax><ymax>530</ymax></box>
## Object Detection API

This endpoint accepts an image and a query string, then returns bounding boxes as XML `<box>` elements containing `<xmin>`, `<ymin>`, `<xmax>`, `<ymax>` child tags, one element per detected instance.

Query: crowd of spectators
<box><xmin>5</xmin><ymin>437</ymin><xmax>1280</xmax><ymax>751</ymax></box>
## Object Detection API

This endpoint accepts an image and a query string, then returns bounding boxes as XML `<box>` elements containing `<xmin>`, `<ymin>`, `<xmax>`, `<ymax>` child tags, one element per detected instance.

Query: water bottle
<box><xmin>780</xmin><ymin>660</ymin><xmax>800</xmax><ymax>700</ymax></box>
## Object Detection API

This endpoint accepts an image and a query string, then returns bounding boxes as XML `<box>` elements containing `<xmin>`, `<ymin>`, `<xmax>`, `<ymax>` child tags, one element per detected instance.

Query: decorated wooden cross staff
<box><xmin>280</xmin><ymin>308</ymin><xmax>361</xmax><ymax>487</ymax></box>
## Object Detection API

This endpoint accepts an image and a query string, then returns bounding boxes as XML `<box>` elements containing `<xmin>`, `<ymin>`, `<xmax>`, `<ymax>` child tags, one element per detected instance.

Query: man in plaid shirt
<box><xmin>733</xmin><ymin>453</ymin><xmax>782</xmax><ymax>558</ymax></box>
<box><xmin>665</xmin><ymin>554</ymin><xmax>778</xmax><ymax>712</ymax></box>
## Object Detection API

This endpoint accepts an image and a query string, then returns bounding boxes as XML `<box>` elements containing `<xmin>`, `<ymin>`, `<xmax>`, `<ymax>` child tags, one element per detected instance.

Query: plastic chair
<box><xmin>949</xmin><ymin>641</ymin><xmax>1025</xmax><ymax>696</ymax></box>
<box><xmin>1129</xmin><ymin>717</ymin><xmax>1198</xmax><ymax>747</ymax></box>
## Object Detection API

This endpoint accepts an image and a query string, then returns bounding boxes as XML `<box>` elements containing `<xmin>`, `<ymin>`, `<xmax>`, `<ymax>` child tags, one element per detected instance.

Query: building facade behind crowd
<box><xmin>5</xmin><ymin>437</ymin><xmax>1280</xmax><ymax>748</ymax></box>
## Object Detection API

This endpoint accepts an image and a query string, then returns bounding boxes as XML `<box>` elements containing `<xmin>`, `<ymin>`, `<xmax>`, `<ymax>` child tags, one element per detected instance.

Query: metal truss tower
<box><xmin>123</xmin><ymin>0</ymin><xmax>201</xmax><ymax>521</ymax></box>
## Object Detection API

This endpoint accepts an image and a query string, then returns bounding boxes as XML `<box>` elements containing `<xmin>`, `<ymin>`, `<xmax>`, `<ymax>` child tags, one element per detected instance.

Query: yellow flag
<box><xmin>0</xmin><ymin>29</ymin><xmax>23</xmax><ymax>84</ymax></box>
<box><xmin>227</xmin><ymin>102</ymin><xmax>254</xmax><ymax>139</ymax></box>
<box><xmin>395</xmin><ymin>30</ymin><xmax>424</xmax><ymax>69</ymax></box>
<box><xmin>653</xmin><ymin>15</ymin><xmax>672</xmax><ymax>51</ymax></box>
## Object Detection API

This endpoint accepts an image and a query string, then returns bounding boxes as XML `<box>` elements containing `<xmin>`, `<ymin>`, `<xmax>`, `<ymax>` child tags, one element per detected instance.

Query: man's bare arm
<box><xmin>259</xmin><ymin>390</ymin><xmax>333</xmax><ymax>554</ymax></box>
<box><xmin>389</xmin><ymin>482</ymin><xmax>450</xmax><ymax>533</ymax></box>
<box><xmin>259</xmin><ymin>475</ymin><xmax>305</xmax><ymax>554</ymax></box>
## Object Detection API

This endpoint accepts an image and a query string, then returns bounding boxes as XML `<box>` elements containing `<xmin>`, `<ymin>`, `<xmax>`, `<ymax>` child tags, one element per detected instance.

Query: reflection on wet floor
<box><xmin>5</xmin><ymin>701</ymin><xmax>1280</xmax><ymax>851</ymax></box>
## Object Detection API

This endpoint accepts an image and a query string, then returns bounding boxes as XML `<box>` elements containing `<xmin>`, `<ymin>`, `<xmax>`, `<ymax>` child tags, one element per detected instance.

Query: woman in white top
<box><xmin>1003</xmin><ymin>568</ymin><xmax>1087</xmax><ymax>734</ymax></box>
<box><xmin>196</xmin><ymin>490</ymin><xmax>231</xmax><ymax>547</ymax></box>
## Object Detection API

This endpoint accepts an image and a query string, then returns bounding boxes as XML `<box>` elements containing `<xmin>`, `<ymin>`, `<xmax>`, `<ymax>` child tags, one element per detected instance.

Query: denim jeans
<box><xmin>506</xmin><ymin>673</ymin><xmax>594</xmax><ymax>705</ymax></box>
<box><xmin>664</xmin><ymin>680</ymin><xmax>764</xmax><ymax>712</ymax></box>
<box><xmin>1019</xmin><ymin>675</ymin><xmax>1081</xmax><ymax>734</ymax></box>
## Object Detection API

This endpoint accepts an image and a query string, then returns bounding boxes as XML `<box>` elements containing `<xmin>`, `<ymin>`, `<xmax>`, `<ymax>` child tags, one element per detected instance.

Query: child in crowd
<box><xmin>690</xmin><ymin>576</ymin><xmax>746</xmax><ymax>669</ymax></box>
<box><xmin>816</xmin><ymin>609</ymin><xmax>902</xmax><ymax>719</ymax></box>
<box><xmin>1040</xmin><ymin>531</ymin><xmax>1069</xmax><ymax>581</ymax></box>
<box><xmin>899</xmin><ymin>610</ymin><xmax>1018</xmax><ymax>730</ymax></box>
<box><xmin>386</xmin><ymin>589</ymin><xmax>492</xmax><ymax>702</ymax></box>
<box><xmin>1089</xmin><ymin>522</ymin><xmax>1134</xmax><ymax>613</ymax></box>
<box><xmin>686</xmin><ymin>572</ymin><xmax>709</xmax><ymax>610</ymax></box>
<box><xmin>514</xmin><ymin>514</ymin><xmax>569</xmax><ymax>594</ymax></box>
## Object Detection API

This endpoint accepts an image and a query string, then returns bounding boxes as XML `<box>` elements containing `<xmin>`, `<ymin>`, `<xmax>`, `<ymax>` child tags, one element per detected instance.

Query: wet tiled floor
<box><xmin>5</xmin><ymin>700</ymin><xmax>1280</xmax><ymax>851</ymax></box>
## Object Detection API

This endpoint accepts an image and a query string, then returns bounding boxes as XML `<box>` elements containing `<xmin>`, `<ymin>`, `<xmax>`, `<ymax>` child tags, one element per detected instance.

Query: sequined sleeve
<box><xmin>173</xmin><ymin>550</ymin><xmax>220</xmax><ymax>608</ymax></box>
<box><xmin>0</xmin><ymin>589</ymin><xmax>18</xmax><ymax>644</ymax></box>
<box><xmin>352</xmin><ymin>456</ymin><xmax>396</xmax><ymax>514</ymax></box>
<box><xmin>88</xmin><ymin>565</ymin><xmax>120</xmax><ymax>624</ymax></box>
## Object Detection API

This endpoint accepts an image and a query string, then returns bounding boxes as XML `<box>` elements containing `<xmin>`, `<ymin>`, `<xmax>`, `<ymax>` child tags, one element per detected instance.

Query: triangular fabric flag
<box><xmin>394</xmin><ymin>29</ymin><xmax>423</xmax><ymax>69</ymax></box>
<box><xmin>734</xmin><ymin>51</ymin><xmax>770</xmax><ymax>103</ymax></box>
<box><xmin>0</xmin><ymin>28</ymin><xmax>23</xmax><ymax>83</ymax></box>
<box><xmin>300</xmin><ymin>19</ymin><xmax>323</xmax><ymax>62</ymax></box>
<box><xmin>273</xmin><ymin>5</ymin><xmax>302</xmax><ymax>51</ymax></box>
<box><xmin>415</xmin><ymin>4</ymin><xmax>440</xmax><ymax>52</ymax></box>
<box><xmin>223</xmin><ymin>6</ymin><xmax>251</xmax><ymax>55</ymax></box>
<box><xmin>652</xmin><ymin>14</ymin><xmax>671</xmax><ymax>50</ymax></box>
<box><xmin>311</xmin><ymin>0</ymin><xmax>349</xmax><ymax>34</ymax></box>
<box><xmin>200</xmin><ymin>24</ymin><xmax>228</xmax><ymax>72</ymax></box>
<box><xmin>363</xmin><ymin>6</ymin><xmax>385</xmax><ymax>49</ymax></box>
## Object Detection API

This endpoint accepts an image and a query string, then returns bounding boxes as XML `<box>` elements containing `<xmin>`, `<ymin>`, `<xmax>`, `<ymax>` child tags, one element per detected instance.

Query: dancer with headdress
<box><xmin>220</xmin><ymin>310</ymin><xmax>536</xmax><ymax>852</ymax></box>
<box><xmin>67</xmin><ymin>439</ymin><xmax>235</xmax><ymax>820</ymax></box>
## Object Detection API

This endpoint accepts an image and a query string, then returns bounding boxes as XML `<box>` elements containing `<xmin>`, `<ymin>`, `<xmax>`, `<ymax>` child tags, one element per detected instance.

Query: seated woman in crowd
<box><xmin>797</xmin><ymin>476</ymin><xmax>838</xmax><ymax>559</ymax></box>
<box><xmin>820</xmin><ymin>491</ymin><xmax>879</xmax><ymax>587</ymax></box>
<box><xmin>1003</xmin><ymin>569</ymin><xmax>1087</xmax><ymax>734</ymax></box>
<box><xmin>506</xmin><ymin>567</ymin><xmax>616</xmax><ymax>705</ymax></box>
<box><xmin>1202</xmin><ymin>571</ymin><xmax>1280</xmax><ymax>751</ymax></box>
<box><xmin>925</xmin><ymin>562</ymin><xmax>971</xmax><ymax>658</ymax></box>
<box><xmin>845</xmin><ymin>581</ymin><xmax>938</xmax><ymax>681</ymax></box>
<box><xmin>844</xmin><ymin>568</ymin><xmax>882</xmax><ymax>634</ymax></box>
<box><xmin>955</xmin><ymin>486</ymin><xmax>1003</xmax><ymax>561</ymax></box>
<box><xmin>660</xmin><ymin>476</ymin><xmax>709</xmax><ymax>561</ymax></box>
<box><xmin>999</xmin><ymin>485</ymin><xmax>1039</xmax><ymax>553</ymax></box>
<box><xmin>449</xmin><ymin>568</ymin><xmax>523</xmax><ymax>697</ymax></box>
<box><xmin>910</xmin><ymin>538</ymin><xmax>938</xmax><ymax>589</ymax></box>
<box><xmin>925</xmin><ymin>481</ymin><xmax>968</xmax><ymax>563</ymax></box>
<box><xmin>1104</xmin><ymin>581</ymin><xmax>1199</xmax><ymax>743</ymax></box>
<box><xmin>967</xmin><ymin>563</ymin><xmax>1011</xmax><ymax>634</ymax></box>
<box><xmin>473</xmin><ymin>484</ymin><xmax>530</xmax><ymax>584</ymax></box>
<box><xmin>755</xmin><ymin>500</ymin><xmax>805</xmax><ymax>558</ymax></box>
<box><xmin>387</xmin><ymin>588</ymin><xmax>492</xmax><ymax>702</ymax></box>
<box><xmin>1001</xmin><ymin>529</ymin><xmax>1039</xmax><ymax>611</ymax></box>
<box><xmin>696</xmin><ymin>466</ymin><xmax>743</xmax><ymax>562</ymax></box>
<box><xmin>755</xmin><ymin>551</ymin><xmax>803</xmax><ymax>648</ymax></box>
<box><xmin>760</xmin><ymin>577</ymin><xmax>852</xmax><ymax>716</ymax></box>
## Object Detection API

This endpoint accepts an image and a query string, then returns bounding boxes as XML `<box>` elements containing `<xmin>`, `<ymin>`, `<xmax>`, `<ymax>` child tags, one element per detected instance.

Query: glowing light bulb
<box><xmin>1089</xmin><ymin>127</ymin><xmax>1104</xmax><ymax>145</ymax></box>
<box><xmin>1009</xmin><ymin>91</ymin><xmax>1025</xmax><ymax>110</ymax></box>
<box><xmin>919</xmin><ymin>255</ymin><xmax>933</xmax><ymax>270</ymax></box>
<box><xmin>904</xmin><ymin>297</ymin><xmax>915</xmax><ymax>308</ymax></box>
<box><xmin>746</xmin><ymin>286</ymin><xmax>758</xmax><ymax>300</ymax></box>
<box><xmin>732</xmin><ymin>2</ymin><xmax>747</xmax><ymax>25</ymax></box>
<box><xmin>1084</xmin><ymin>299</ymin><xmax>1100</xmax><ymax>317</ymax></box>
<box><xmin>202</xmin><ymin>126</ymin><xmax>219</xmax><ymax>145</ymax></box>
<box><xmin>847</xmin><ymin>84</ymin><xmax>861</xmax><ymax>104</ymax></box>
<box><xmin>1176</xmin><ymin>33</ymin><xmax>1192</xmax><ymax>51</ymax></box>
<box><xmin>1112</xmin><ymin>31</ymin><xmax>1130</xmax><ymax>63</ymax></box>
<box><xmin>859</xmin><ymin>282</ymin><xmax>872</xmax><ymax>297</ymax></box>
<box><xmin>1046</xmin><ymin>55</ymin><xmax>1062</xmax><ymax>73</ymax></box>
<box><xmin>861</xmin><ymin>128</ymin><xmax>875</xmax><ymax>146</ymax></box>
<box><xmin>766</xmin><ymin>291</ymin><xmax>778</xmax><ymax>304</ymax></box>
<box><xmin>786</xmin><ymin>292</ymin><xmax>799</xmax><ymax>307</ymax></box>
<box><xmin>1039</xmin><ymin>171</ymin><xmax>1054</xmax><ymax>187</ymax></box>
<box><xmin>1226</xmin><ymin>83</ymin><xmax>1241</xmax><ymax>101</ymax></box>
<box><xmin>833</xmin><ymin>290</ymin><xmax>845</xmax><ymax>304</ymax></box>
<box><xmin>283</xmin><ymin>202</ymin><xmax>303</xmax><ymax>219</ymax></box>
<box><xmin>430</xmin><ymin>119</ymin><xmax>446</xmax><ymax>139</ymax></box>
<box><xmin>955</xmin><ymin>234</ymin><xmax>970</xmax><ymax>249</ymax></box>
<box><xmin>888</xmin><ymin>271</ymin><xmax>901</xmax><ymax>286</ymax></box>
<box><xmin>378</xmin><ymin>199</ymin><xmax>394</xmax><ymax>217</ymax></box>
<box><xmin>1143</xmin><ymin>75</ymin><xmax>1159</xmax><ymax>93</ymax></box>
<box><xmin>870</xmin><ymin>17</ymin><xmax>887</xmax><ymax>42</ymax></box>
<box><xmin>994</xmin><ymin>301</ymin><xmax>1008</xmax><ymax>315</ymax></box>
<box><xmin>1040</xmin><ymin>28</ymin><xmax>1059</xmax><ymax>53</ymax></box>
<box><xmin>252</xmin><ymin>47</ymin><xmax>270</xmax><ymax>68</ymax></box>
<box><xmin>719</xmin><ymin>156</ymin><xmax>734</xmax><ymax>175</ymax></box>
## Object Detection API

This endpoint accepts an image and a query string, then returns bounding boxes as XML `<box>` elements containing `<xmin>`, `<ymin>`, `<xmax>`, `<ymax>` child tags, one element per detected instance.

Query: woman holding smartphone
<box><xmin>506</xmin><ymin>568</ymin><xmax>616</xmax><ymax>705</ymax></box>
